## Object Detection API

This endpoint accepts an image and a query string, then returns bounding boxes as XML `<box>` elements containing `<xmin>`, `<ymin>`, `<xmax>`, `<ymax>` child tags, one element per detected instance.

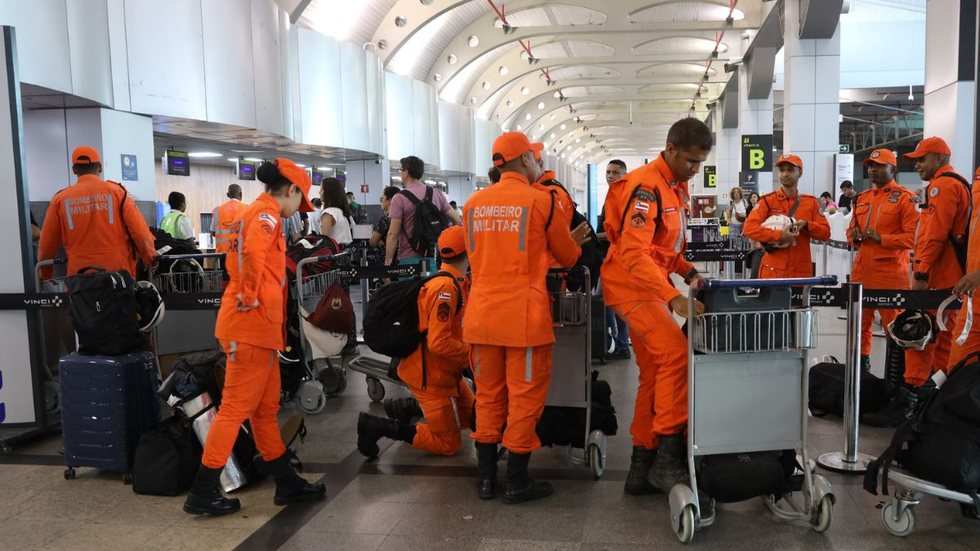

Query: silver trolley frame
<box><xmin>879</xmin><ymin>469</ymin><xmax>979</xmax><ymax>537</ymax></box>
<box><xmin>545</xmin><ymin>267</ymin><xmax>607</xmax><ymax>479</ymax></box>
<box><xmin>290</xmin><ymin>251</ymin><xmax>353</xmax><ymax>414</ymax></box>
<box><xmin>669</xmin><ymin>275</ymin><xmax>838</xmax><ymax>544</ymax></box>
<box><xmin>148</xmin><ymin>253</ymin><xmax>226</xmax><ymax>356</ymax></box>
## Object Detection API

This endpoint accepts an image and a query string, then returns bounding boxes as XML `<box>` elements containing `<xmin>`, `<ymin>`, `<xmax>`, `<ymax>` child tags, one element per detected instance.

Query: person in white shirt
<box><xmin>308</xmin><ymin>198</ymin><xmax>323</xmax><ymax>235</ymax></box>
<box><xmin>725</xmin><ymin>186</ymin><xmax>748</xmax><ymax>237</ymax></box>
<box><xmin>320</xmin><ymin>178</ymin><xmax>353</xmax><ymax>245</ymax></box>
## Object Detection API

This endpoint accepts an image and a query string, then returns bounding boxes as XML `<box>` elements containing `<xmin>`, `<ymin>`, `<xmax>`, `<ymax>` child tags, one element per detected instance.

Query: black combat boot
<box><xmin>476</xmin><ymin>442</ymin><xmax>498</xmax><ymax>500</ymax></box>
<box><xmin>183</xmin><ymin>465</ymin><xmax>241</xmax><ymax>516</ymax></box>
<box><xmin>266</xmin><ymin>452</ymin><xmax>326</xmax><ymax>505</ymax></box>
<box><xmin>649</xmin><ymin>434</ymin><xmax>690</xmax><ymax>493</ymax></box>
<box><xmin>624</xmin><ymin>446</ymin><xmax>659</xmax><ymax>495</ymax></box>
<box><xmin>502</xmin><ymin>451</ymin><xmax>553</xmax><ymax>504</ymax></box>
<box><xmin>861</xmin><ymin>383</ymin><xmax>919</xmax><ymax>427</ymax></box>
<box><xmin>383</xmin><ymin>397</ymin><xmax>423</xmax><ymax>423</ymax></box>
<box><xmin>860</xmin><ymin>355</ymin><xmax>871</xmax><ymax>373</ymax></box>
<box><xmin>356</xmin><ymin>412</ymin><xmax>417</xmax><ymax>458</ymax></box>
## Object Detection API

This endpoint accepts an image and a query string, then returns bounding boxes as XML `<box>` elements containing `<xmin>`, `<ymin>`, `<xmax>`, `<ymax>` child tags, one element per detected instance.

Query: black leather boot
<box><xmin>267</xmin><ymin>453</ymin><xmax>326</xmax><ymax>505</ymax></box>
<box><xmin>183</xmin><ymin>465</ymin><xmax>241</xmax><ymax>516</ymax></box>
<box><xmin>357</xmin><ymin>412</ymin><xmax>417</xmax><ymax>458</ymax></box>
<box><xmin>624</xmin><ymin>446</ymin><xmax>659</xmax><ymax>495</ymax></box>
<box><xmin>861</xmin><ymin>383</ymin><xmax>919</xmax><ymax>427</ymax></box>
<box><xmin>476</xmin><ymin>442</ymin><xmax>498</xmax><ymax>500</ymax></box>
<box><xmin>502</xmin><ymin>451</ymin><xmax>553</xmax><ymax>504</ymax></box>
<box><xmin>383</xmin><ymin>397</ymin><xmax>424</xmax><ymax>423</ymax></box>
<box><xmin>649</xmin><ymin>434</ymin><xmax>689</xmax><ymax>493</ymax></box>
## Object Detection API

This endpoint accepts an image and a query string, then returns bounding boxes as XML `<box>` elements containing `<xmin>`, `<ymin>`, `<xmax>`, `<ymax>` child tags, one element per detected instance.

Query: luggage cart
<box><xmin>879</xmin><ymin>469</ymin><xmax>978</xmax><ymax>537</ymax></box>
<box><xmin>669</xmin><ymin>276</ymin><xmax>838</xmax><ymax>544</ymax></box>
<box><xmin>34</xmin><ymin>259</ymin><xmax>72</xmax><ymax>419</ymax></box>
<box><xmin>149</xmin><ymin>253</ymin><xmax>225</xmax><ymax>356</ymax></box>
<box><xmin>291</xmin><ymin>252</ymin><xmax>353</xmax><ymax>414</ymax></box>
<box><xmin>546</xmin><ymin>268</ymin><xmax>607</xmax><ymax>479</ymax></box>
<box><xmin>151</xmin><ymin>253</ymin><xmax>225</xmax><ymax>294</ymax></box>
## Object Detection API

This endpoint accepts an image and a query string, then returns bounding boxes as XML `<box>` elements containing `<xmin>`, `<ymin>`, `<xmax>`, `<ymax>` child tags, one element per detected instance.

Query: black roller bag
<box><xmin>60</xmin><ymin>350</ymin><xmax>160</xmax><ymax>480</ymax></box>
<box><xmin>698</xmin><ymin>450</ymin><xmax>801</xmax><ymax>503</ymax></box>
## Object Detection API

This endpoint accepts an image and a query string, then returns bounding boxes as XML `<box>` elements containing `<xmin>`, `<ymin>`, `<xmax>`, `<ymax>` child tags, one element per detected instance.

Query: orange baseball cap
<box><xmin>275</xmin><ymin>158</ymin><xmax>314</xmax><ymax>213</ymax></box>
<box><xmin>71</xmin><ymin>146</ymin><xmax>101</xmax><ymax>165</ymax></box>
<box><xmin>863</xmin><ymin>149</ymin><xmax>897</xmax><ymax>167</ymax></box>
<box><xmin>775</xmin><ymin>153</ymin><xmax>803</xmax><ymax>170</ymax></box>
<box><xmin>492</xmin><ymin>132</ymin><xmax>543</xmax><ymax>167</ymax></box>
<box><xmin>904</xmin><ymin>136</ymin><xmax>951</xmax><ymax>159</ymax></box>
<box><xmin>532</xmin><ymin>142</ymin><xmax>545</xmax><ymax>160</ymax></box>
<box><xmin>437</xmin><ymin>226</ymin><xmax>466</xmax><ymax>260</ymax></box>
<box><xmin>974</xmin><ymin>167</ymin><xmax>980</xmax><ymax>184</ymax></box>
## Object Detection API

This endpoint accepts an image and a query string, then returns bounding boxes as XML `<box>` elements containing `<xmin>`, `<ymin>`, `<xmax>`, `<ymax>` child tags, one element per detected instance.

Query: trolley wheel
<box><xmin>320</xmin><ymin>367</ymin><xmax>347</xmax><ymax>395</ymax></box>
<box><xmin>676</xmin><ymin>504</ymin><xmax>697</xmax><ymax>544</ymax></box>
<box><xmin>588</xmin><ymin>443</ymin><xmax>604</xmax><ymax>480</ymax></box>
<box><xmin>123</xmin><ymin>472</ymin><xmax>133</xmax><ymax>485</ymax></box>
<box><xmin>297</xmin><ymin>392</ymin><xmax>327</xmax><ymax>415</ymax></box>
<box><xmin>367</xmin><ymin>378</ymin><xmax>386</xmax><ymax>402</ymax></box>
<box><xmin>811</xmin><ymin>495</ymin><xmax>833</xmax><ymax>533</ymax></box>
<box><xmin>64</xmin><ymin>467</ymin><xmax>76</xmax><ymax>480</ymax></box>
<box><xmin>881</xmin><ymin>501</ymin><xmax>916</xmax><ymax>537</ymax></box>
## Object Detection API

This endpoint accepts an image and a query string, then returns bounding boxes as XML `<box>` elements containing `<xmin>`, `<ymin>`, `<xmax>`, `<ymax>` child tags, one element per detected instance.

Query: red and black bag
<box><xmin>286</xmin><ymin>235</ymin><xmax>341</xmax><ymax>279</ymax></box>
<box><xmin>305</xmin><ymin>281</ymin><xmax>355</xmax><ymax>334</ymax></box>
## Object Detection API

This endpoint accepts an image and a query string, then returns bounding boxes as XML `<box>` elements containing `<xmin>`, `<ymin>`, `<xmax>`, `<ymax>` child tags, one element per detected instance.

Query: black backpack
<box><xmin>865</xmin><ymin>352</ymin><xmax>980</xmax><ymax>510</ymax></box>
<box><xmin>67</xmin><ymin>267</ymin><xmax>143</xmax><ymax>356</ymax></box>
<box><xmin>808</xmin><ymin>356</ymin><xmax>892</xmax><ymax>417</ymax></box>
<box><xmin>540</xmin><ymin>179</ymin><xmax>602</xmax><ymax>290</ymax></box>
<box><xmin>132</xmin><ymin>414</ymin><xmax>202</xmax><ymax>496</ymax></box>
<box><xmin>363</xmin><ymin>272</ymin><xmax>462</xmax><ymax>359</ymax></box>
<box><xmin>401</xmin><ymin>187</ymin><xmax>448</xmax><ymax>257</ymax></box>
<box><xmin>935</xmin><ymin>171</ymin><xmax>972</xmax><ymax>271</ymax></box>
<box><xmin>698</xmin><ymin>450</ymin><xmax>801</xmax><ymax>503</ymax></box>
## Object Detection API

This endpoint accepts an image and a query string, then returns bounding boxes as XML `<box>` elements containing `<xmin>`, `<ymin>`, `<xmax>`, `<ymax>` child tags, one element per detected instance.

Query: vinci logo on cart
<box><xmin>22</xmin><ymin>295</ymin><xmax>63</xmax><ymax>308</ymax></box>
<box><xmin>0</xmin><ymin>370</ymin><xmax>5</xmax><ymax>423</ymax></box>
<box><xmin>197</xmin><ymin>297</ymin><xmax>222</xmax><ymax>307</ymax></box>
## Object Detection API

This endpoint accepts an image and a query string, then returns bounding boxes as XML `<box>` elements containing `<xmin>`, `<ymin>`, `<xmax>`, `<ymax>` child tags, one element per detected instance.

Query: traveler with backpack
<box><xmin>864</xmin><ymin>137</ymin><xmax>973</xmax><ymax>427</ymax></box>
<box><xmin>945</xmin><ymin>166</ymin><xmax>980</xmax><ymax>372</ymax></box>
<box><xmin>464</xmin><ymin>132</ymin><xmax>590</xmax><ymax>504</ymax></box>
<box><xmin>600</xmin><ymin>118</ymin><xmax>710</xmax><ymax>496</ymax></box>
<box><xmin>319</xmin><ymin>177</ymin><xmax>354</xmax><ymax>245</ymax></box>
<box><xmin>604</xmin><ymin>159</ymin><xmax>631</xmax><ymax>360</ymax></box>
<box><xmin>356</xmin><ymin>226</ymin><xmax>475</xmax><ymax>458</ymax></box>
<box><xmin>38</xmin><ymin>146</ymin><xmax>157</xmax><ymax>280</ymax></box>
<box><xmin>183</xmin><ymin>158</ymin><xmax>325</xmax><ymax>517</ymax></box>
<box><xmin>161</xmin><ymin>192</ymin><xmax>195</xmax><ymax>242</ymax></box>
<box><xmin>385</xmin><ymin>156</ymin><xmax>461</xmax><ymax>270</ymax></box>
<box><xmin>210</xmin><ymin>184</ymin><xmax>247</xmax><ymax>254</ymax></box>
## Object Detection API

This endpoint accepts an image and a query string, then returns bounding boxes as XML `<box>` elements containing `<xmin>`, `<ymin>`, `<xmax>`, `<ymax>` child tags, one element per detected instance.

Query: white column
<box><xmin>737</xmin><ymin>49</ymin><xmax>775</xmax><ymax>194</ymax></box>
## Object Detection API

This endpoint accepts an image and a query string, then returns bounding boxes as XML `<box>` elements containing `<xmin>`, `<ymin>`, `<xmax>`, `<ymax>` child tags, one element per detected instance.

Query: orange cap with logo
<box><xmin>775</xmin><ymin>154</ymin><xmax>803</xmax><ymax>170</ymax></box>
<box><xmin>492</xmin><ymin>132</ymin><xmax>543</xmax><ymax>167</ymax></box>
<box><xmin>275</xmin><ymin>158</ymin><xmax>315</xmax><ymax>213</ymax></box>
<box><xmin>72</xmin><ymin>146</ymin><xmax>101</xmax><ymax>165</ymax></box>
<box><xmin>903</xmin><ymin>136</ymin><xmax>951</xmax><ymax>159</ymax></box>
<box><xmin>437</xmin><ymin>226</ymin><xmax>467</xmax><ymax>260</ymax></box>
<box><xmin>863</xmin><ymin>149</ymin><xmax>898</xmax><ymax>167</ymax></box>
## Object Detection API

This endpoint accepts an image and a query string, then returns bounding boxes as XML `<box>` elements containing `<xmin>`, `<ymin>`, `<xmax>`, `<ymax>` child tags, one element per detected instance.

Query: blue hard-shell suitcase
<box><xmin>59</xmin><ymin>350</ymin><xmax>160</xmax><ymax>482</ymax></box>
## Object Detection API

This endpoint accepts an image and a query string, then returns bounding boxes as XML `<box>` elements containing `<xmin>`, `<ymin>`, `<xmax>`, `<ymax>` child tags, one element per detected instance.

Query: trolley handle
<box><xmin>702</xmin><ymin>275</ymin><xmax>838</xmax><ymax>290</ymax></box>
<box><xmin>35</xmin><ymin>258</ymin><xmax>68</xmax><ymax>287</ymax></box>
<box><xmin>295</xmin><ymin>251</ymin><xmax>353</xmax><ymax>287</ymax></box>
<box><xmin>156</xmin><ymin>253</ymin><xmax>226</xmax><ymax>261</ymax></box>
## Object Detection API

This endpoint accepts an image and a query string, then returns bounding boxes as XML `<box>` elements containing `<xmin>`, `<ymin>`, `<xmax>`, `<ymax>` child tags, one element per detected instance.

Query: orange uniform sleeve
<box><xmin>915</xmin><ymin>179</ymin><xmax>965</xmax><ymax>275</ymax></box>
<box><xmin>803</xmin><ymin>198</ymin><xmax>831</xmax><ymax>241</ymax></box>
<box><xmin>618</xmin><ymin>185</ymin><xmax>682</xmax><ymax>303</ymax></box>
<box><xmin>119</xmin><ymin>188</ymin><xmax>157</xmax><ymax>265</ymax></box>
<box><xmin>880</xmin><ymin>195</ymin><xmax>918</xmax><ymax>250</ymax></box>
<box><xmin>423</xmin><ymin>282</ymin><xmax>468</xmax><ymax>365</ymax></box>
<box><xmin>668</xmin><ymin>251</ymin><xmax>695</xmax><ymax>279</ymax></box>
<box><xmin>543</xmin><ymin>193</ymin><xmax>582</xmax><ymax>269</ymax></box>
<box><xmin>743</xmin><ymin>196</ymin><xmax>780</xmax><ymax>243</ymax></box>
<box><xmin>846</xmin><ymin>197</ymin><xmax>861</xmax><ymax>248</ymax></box>
<box><xmin>37</xmin><ymin>195</ymin><xmax>64</xmax><ymax>280</ymax></box>
<box><xmin>239</xmin><ymin>212</ymin><xmax>278</xmax><ymax>306</ymax></box>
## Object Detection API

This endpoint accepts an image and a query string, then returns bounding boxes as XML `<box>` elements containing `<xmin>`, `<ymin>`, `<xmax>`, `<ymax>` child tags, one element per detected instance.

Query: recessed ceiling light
<box><xmin>394</xmin><ymin>16</ymin><xmax>407</xmax><ymax>27</ymax></box>
<box><xmin>525</xmin><ymin>113</ymin><xmax>532</xmax><ymax>120</ymax></box>
<box><xmin>448</xmin><ymin>54</ymin><xmax>458</xmax><ymax>64</ymax></box>
<box><xmin>521</xmin><ymin>87</ymin><xmax>530</xmax><ymax>96</ymax></box>
<box><xmin>498</xmin><ymin>66</ymin><xmax>509</xmax><ymax>76</ymax></box>
<box><xmin>482</xmin><ymin>81</ymin><xmax>490</xmax><ymax>90</ymax></box>
<box><xmin>226</xmin><ymin>157</ymin><xmax>237</xmax><ymax>162</ymax></box>
<box><xmin>188</xmin><ymin>151</ymin><xmax>222</xmax><ymax>158</ymax></box>
<box><xmin>467</xmin><ymin>35</ymin><xmax>479</xmax><ymax>48</ymax></box>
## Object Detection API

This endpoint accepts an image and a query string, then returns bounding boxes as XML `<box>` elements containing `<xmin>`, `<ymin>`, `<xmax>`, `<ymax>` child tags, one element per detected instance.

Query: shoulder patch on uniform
<box><xmin>630</xmin><ymin>212</ymin><xmax>647</xmax><ymax>228</ymax></box>
<box><xmin>929</xmin><ymin>187</ymin><xmax>939</xmax><ymax>198</ymax></box>
<box><xmin>633</xmin><ymin>200</ymin><xmax>650</xmax><ymax>214</ymax></box>
<box><xmin>437</xmin><ymin>291</ymin><xmax>453</xmax><ymax>301</ymax></box>
<box><xmin>437</xmin><ymin>302</ymin><xmax>451</xmax><ymax>322</ymax></box>
<box><xmin>635</xmin><ymin>189</ymin><xmax>657</xmax><ymax>202</ymax></box>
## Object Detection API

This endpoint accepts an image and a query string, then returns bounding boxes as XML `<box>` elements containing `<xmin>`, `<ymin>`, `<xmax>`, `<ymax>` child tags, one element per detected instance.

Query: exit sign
<box><xmin>839</xmin><ymin>144</ymin><xmax>850</xmax><ymax>153</ymax></box>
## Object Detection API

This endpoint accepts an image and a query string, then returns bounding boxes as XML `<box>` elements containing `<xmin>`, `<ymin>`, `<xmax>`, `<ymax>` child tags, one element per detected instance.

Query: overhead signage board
<box><xmin>165</xmin><ymin>150</ymin><xmax>190</xmax><ymax>177</ymax></box>
<box><xmin>704</xmin><ymin>165</ymin><xmax>717</xmax><ymax>188</ymax></box>
<box><xmin>741</xmin><ymin>134</ymin><xmax>773</xmax><ymax>172</ymax></box>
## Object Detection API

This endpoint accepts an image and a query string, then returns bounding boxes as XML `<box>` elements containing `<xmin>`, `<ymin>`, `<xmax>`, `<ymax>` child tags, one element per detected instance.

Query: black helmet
<box><xmin>134</xmin><ymin>280</ymin><xmax>165</xmax><ymax>332</ymax></box>
<box><xmin>888</xmin><ymin>309</ymin><xmax>935</xmax><ymax>351</ymax></box>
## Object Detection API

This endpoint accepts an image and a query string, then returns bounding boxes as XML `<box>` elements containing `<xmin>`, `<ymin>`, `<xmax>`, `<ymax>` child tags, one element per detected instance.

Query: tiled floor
<box><xmin>1</xmin><ymin>307</ymin><xmax>978</xmax><ymax>550</ymax></box>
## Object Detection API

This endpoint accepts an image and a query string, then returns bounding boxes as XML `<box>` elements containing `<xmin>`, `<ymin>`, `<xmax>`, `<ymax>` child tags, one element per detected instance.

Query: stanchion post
<box><xmin>818</xmin><ymin>281</ymin><xmax>874</xmax><ymax>473</ymax></box>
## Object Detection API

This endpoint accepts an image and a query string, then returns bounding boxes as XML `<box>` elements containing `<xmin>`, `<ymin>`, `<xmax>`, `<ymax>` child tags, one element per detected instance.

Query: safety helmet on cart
<box><xmin>888</xmin><ymin>309</ymin><xmax>935</xmax><ymax>351</ymax></box>
<box><xmin>134</xmin><ymin>280</ymin><xmax>165</xmax><ymax>332</ymax></box>
<box><xmin>761</xmin><ymin>214</ymin><xmax>796</xmax><ymax>248</ymax></box>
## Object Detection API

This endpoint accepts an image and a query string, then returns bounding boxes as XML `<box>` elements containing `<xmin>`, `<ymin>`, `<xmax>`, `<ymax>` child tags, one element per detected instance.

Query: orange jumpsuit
<box><xmin>601</xmin><ymin>154</ymin><xmax>695</xmax><ymax>449</ymax></box>
<box><xmin>847</xmin><ymin>181</ymin><xmax>918</xmax><ymax>356</ymax></box>
<box><xmin>202</xmin><ymin>193</ymin><xmax>288</xmax><ymax>469</ymax></box>
<box><xmin>463</xmin><ymin>172</ymin><xmax>581</xmax><ymax>454</ymax></box>
<box><xmin>38</xmin><ymin>174</ymin><xmax>156</xmax><ymax>279</ymax></box>
<box><xmin>946</xmin><ymin>168</ymin><xmax>980</xmax><ymax>370</ymax></box>
<box><xmin>396</xmin><ymin>264</ymin><xmax>475</xmax><ymax>456</ymax></box>
<box><xmin>743</xmin><ymin>190</ymin><xmax>831</xmax><ymax>278</ymax></box>
<box><xmin>906</xmin><ymin>166</ymin><xmax>972</xmax><ymax>385</ymax></box>
<box><xmin>212</xmin><ymin>199</ymin><xmax>248</xmax><ymax>254</ymax></box>
<box><xmin>533</xmin><ymin>171</ymin><xmax>575</xmax><ymax>267</ymax></box>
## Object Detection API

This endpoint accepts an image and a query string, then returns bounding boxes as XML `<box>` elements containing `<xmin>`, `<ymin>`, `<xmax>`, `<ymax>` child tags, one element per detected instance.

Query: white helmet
<box><xmin>761</xmin><ymin>214</ymin><xmax>796</xmax><ymax>248</ymax></box>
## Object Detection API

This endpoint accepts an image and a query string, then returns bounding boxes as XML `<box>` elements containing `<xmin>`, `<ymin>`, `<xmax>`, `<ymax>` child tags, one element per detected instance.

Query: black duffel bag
<box><xmin>132</xmin><ymin>415</ymin><xmax>202</xmax><ymax>496</ymax></box>
<box><xmin>808</xmin><ymin>357</ymin><xmax>891</xmax><ymax>417</ymax></box>
<box><xmin>698</xmin><ymin>450</ymin><xmax>800</xmax><ymax>503</ymax></box>
<box><xmin>67</xmin><ymin>267</ymin><xmax>143</xmax><ymax>356</ymax></box>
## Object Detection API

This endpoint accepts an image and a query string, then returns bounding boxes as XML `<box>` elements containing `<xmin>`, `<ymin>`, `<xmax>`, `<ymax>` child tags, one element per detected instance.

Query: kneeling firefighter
<box><xmin>357</xmin><ymin>226</ymin><xmax>476</xmax><ymax>457</ymax></box>
<box><xmin>184</xmin><ymin>159</ymin><xmax>326</xmax><ymax>516</ymax></box>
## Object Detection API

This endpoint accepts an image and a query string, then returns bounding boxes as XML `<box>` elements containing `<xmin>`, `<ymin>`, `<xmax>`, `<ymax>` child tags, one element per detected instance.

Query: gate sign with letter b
<box><xmin>704</xmin><ymin>166</ymin><xmax>717</xmax><ymax>188</ymax></box>
<box><xmin>741</xmin><ymin>135</ymin><xmax>773</xmax><ymax>172</ymax></box>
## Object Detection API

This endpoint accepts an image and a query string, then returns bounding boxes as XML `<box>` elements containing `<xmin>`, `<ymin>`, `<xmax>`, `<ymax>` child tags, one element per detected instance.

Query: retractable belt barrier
<box><xmin>790</xmin><ymin>288</ymin><xmax>961</xmax><ymax>310</ymax></box>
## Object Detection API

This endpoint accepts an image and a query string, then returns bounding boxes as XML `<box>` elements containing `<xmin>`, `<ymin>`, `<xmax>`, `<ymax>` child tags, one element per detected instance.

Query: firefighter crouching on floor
<box><xmin>356</xmin><ymin>226</ymin><xmax>476</xmax><ymax>457</ymax></box>
<box><xmin>183</xmin><ymin>159</ymin><xmax>325</xmax><ymax>517</ymax></box>
<box><xmin>846</xmin><ymin>149</ymin><xmax>918</xmax><ymax>373</ymax></box>
<box><xmin>600</xmin><ymin>117</ymin><xmax>709</xmax><ymax>496</ymax></box>
<box><xmin>946</xmin><ymin>167</ymin><xmax>980</xmax><ymax>370</ymax></box>
<box><xmin>464</xmin><ymin>131</ymin><xmax>591</xmax><ymax>504</ymax></box>
<box><xmin>742</xmin><ymin>154</ymin><xmax>831</xmax><ymax>278</ymax></box>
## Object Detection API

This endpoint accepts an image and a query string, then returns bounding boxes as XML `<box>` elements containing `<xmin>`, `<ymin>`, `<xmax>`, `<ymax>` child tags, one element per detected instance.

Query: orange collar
<box><xmin>535</xmin><ymin>170</ymin><xmax>556</xmax><ymax>186</ymax></box>
<box><xmin>439</xmin><ymin>263</ymin><xmax>466</xmax><ymax>282</ymax></box>
<box><xmin>498</xmin><ymin>172</ymin><xmax>531</xmax><ymax>186</ymax></box>
<box><xmin>254</xmin><ymin>192</ymin><xmax>281</xmax><ymax>214</ymax></box>
<box><xmin>932</xmin><ymin>165</ymin><xmax>956</xmax><ymax>182</ymax></box>
<box><xmin>871</xmin><ymin>180</ymin><xmax>899</xmax><ymax>194</ymax></box>
<box><xmin>74</xmin><ymin>173</ymin><xmax>104</xmax><ymax>185</ymax></box>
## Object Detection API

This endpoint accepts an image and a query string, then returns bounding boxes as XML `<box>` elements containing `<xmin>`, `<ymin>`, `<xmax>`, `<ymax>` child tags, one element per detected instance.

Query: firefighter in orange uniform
<box><xmin>464</xmin><ymin>132</ymin><xmax>589</xmax><ymax>504</ymax></box>
<box><xmin>845</xmin><ymin>149</ymin><xmax>917</xmax><ymax>373</ymax></box>
<box><xmin>356</xmin><ymin>226</ymin><xmax>475</xmax><ymax>457</ymax></box>
<box><xmin>864</xmin><ymin>137</ymin><xmax>972</xmax><ymax>427</ymax></box>
<box><xmin>184</xmin><ymin>159</ymin><xmax>325</xmax><ymax>516</ymax></box>
<box><xmin>211</xmin><ymin>184</ymin><xmax>248</xmax><ymax>254</ymax></box>
<box><xmin>743</xmin><ymin>154</ymin><xmax>831</xmax><ymax>278</ymax></box>
<box><xmin>601</xmin><ymin>118</ymin><xmax>710</xmax><ymax>495</ymax></box>
<box><xmin>946</xmin><ymin>167</ymin><xmax>980</xmax><ymax>370</ymax></box>
<box><xmin>38</xmin><ymin>146</ymin><xmax>156</xmax><ymax>279</ymax></box>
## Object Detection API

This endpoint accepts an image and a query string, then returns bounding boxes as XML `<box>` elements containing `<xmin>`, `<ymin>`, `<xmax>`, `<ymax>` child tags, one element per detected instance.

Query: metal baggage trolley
<box><xmin>546</xmin><ymin>267</ymin><xmax>607</xmax><ymax>479</ymax></box>
<box><xmin>291</xmin><ymin>252</ymin><xmax>353</xmax><ymax>414</ymax></box>
<box><xmin>879</xmin><ymin>469</ymin><xmax>980</xmax><ymax>537</ymax></box>
<box><xmin>669</xmin><ymin>276</ymin><xmax>837</xmax><ymax>543</ymax></box>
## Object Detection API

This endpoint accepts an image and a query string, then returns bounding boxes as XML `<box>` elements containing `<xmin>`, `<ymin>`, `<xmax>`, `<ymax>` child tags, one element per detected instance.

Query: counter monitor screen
<box><xmin>238</xmin><ymin>160</ymin><xmax>256</xmax><ymax>181</ymax></box>
<box><xmin>166</xmin><ymin>150</ymin><xmax>190</xmax><ymax>177</ymax></box>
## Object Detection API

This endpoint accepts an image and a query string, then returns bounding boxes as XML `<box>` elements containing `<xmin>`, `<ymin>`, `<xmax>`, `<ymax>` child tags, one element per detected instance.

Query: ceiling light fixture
<box><xmin>188</xmin><ymin>151</ymin><xmax>222</xmax><ymax>158</ymax></box>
